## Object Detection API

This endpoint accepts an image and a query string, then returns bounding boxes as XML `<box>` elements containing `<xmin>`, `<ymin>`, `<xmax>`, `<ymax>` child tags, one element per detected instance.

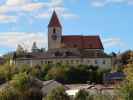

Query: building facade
<box><xmin>13</xmin><ymin>11</ymin><xmax>112</xmax><ymax>69</ymax></box>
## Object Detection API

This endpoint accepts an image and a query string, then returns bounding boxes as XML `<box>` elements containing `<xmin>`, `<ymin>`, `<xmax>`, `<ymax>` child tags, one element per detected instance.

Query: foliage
<box><xmin>0</xmin><ymin>72</ymin><xmax>42</xmax><ymax>100</ymax></box>
<box><xmin>0</xmin><ymin>62</ymin><xmax>124</xmax><ymax>100</ymax></box>
<box><xmin>0</xmin><ymin>64</ymin><xmax>17</xmax><ymax>84</ymax></box>
<box><xmin>43</xmin><ymin>86</ymin><xmax>70</xmax><ymax>100</ymax></box>
<box><xmin>75</xmin><ymin>89</ymin><xmax>93</xmax><ymax>100</ymax></box>
<box><xmin>2</xmin><ymin>52</ymin><xmax>14</xmax><ymax>64</ymax></box>
<box><xmin>93</xmin><ymin>93</ymin><xmax>117</xmax><ymax>100</ymax></box>
<box><xmin>44</xmin><ymin>64</ymin><xmax>108</xmax><ymax>84</ymax></box>
<box><xmin>118</xmin><ymin>50</ymin><xmax>133</xmax><ymax>65</ymax></box>
<box><xmin>18</xmin><ymin>64</ymin><xmax>30</xmax><ymax>73</ymax></box>
<box><xmin>30</xmin><ymin>65</ymin><xmax>43</xmax><ymax>79</ymax></box>
<box><xmin>9</xmin><ymin>72</ymin><xmax>29</xmax><ymax>91</ymax></box>
<box><xmin>116</xmin><ymin>81</ymin><xmax>133</xmax><ymax>100</ymax></box>
<box><xmin>0</xmin><ymin>86</ymin><xmax>18</xmax><ymax>100</ymax></box>
<box><xmin>115</xmin><ymin>63</ymin><xmax>133</xmax><ymax>100</ymax></box>
<box><xmin>45</xmin><ymin>66</ymin><xmax>67</xmax><ymax>83</ymax></box>
<box><xmin>124</xmin><ymin>64</ymin><xmax>133</xmax><ymax>83</ymax></box>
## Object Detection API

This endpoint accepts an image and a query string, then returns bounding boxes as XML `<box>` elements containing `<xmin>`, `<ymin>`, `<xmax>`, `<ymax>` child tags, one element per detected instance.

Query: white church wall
<box><xmin>15</xmin><ymin>57</ymin><xmax>112</xmax><ymax>69</ymax></box>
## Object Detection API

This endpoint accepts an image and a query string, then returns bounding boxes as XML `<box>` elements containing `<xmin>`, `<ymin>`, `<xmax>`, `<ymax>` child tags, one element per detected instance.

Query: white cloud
<box><xmin>0</xmin><ymin>0</ymin><xmax>78</xmax><ymax>23</ymax></box>
<box><xmin>0</xmin><ymin>1</ymin><xmax>45</xmax><ymax>13</ymax></box>
<box><xmin>0</xmin><ymin>14</ymin><xmax>17</xmax><ymax>23</ymax></box>
<box><xmin>5</xmin><ymin>0</ymin><xmax>29</xmax><ymax>6</ymax></box>
<box><xmin>21</xmin><ymin>3</ymin><xmax>45</xmax><ymax>12</ymax></box>
<box><xmin>102</xmin><ymin>37</ymin><xmax>123</xmax><ymax>47</ymax></box>
<box><xmin>36</xmin><ymin>12</ymin><xmax>50</xmax><ymax>19</ymax></box>
<box><xmin>62</xmin><ymin>12</ymin><xmax>79</xmax><ymax>19</ymax></box>
<box><xmin>91</xmin><ymin>0</ymin><xmax>107</xmax><ymax>7</ymax></box>
<box><xmin>0</xmin><ymin>32</ymin><xmax>47</xmax><ymax>51</ymax></box>
<box><xmin>0</xmin><ymin>0</ymin><xmax>46</xmax><ymax>23</ymax></box>
<box><xmin>35</xmin><ymin>0</ymin><xmax>78</xmax><ymax>19</ymax></box>
<box><xmin>90</xmin><ymin>0</ymin><xmax>133</xmax><ymax>7</ymax></box>
<box><xmin>48</xmin><ymin>0</ymin><xmax>63</xmax><ymax>7</ymax></box>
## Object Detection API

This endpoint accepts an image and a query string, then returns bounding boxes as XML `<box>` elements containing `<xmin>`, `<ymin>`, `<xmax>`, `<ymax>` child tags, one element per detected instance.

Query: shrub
<box><xmin>75</xmin><ymin>89</ymin><xmax>92</xmax><ymax>100</ymax></box>
<box><xmin>43</xmin><ymin>86</ymin><xmax>70</xmax><ymax>100</ymax></box>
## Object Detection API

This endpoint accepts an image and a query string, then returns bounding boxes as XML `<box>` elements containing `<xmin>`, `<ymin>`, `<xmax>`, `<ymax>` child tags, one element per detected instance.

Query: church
<box><xmin>13</xmin><ymin>11</ymin><xmax>112</xmax><ymax>69</ymax></box>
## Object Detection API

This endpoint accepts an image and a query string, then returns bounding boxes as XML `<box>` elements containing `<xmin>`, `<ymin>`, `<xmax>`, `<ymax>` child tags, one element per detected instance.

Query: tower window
<box><xmin>53</xmin><ymin>28</ymin><xmax>56</xmax><ymax>33</ymax></box>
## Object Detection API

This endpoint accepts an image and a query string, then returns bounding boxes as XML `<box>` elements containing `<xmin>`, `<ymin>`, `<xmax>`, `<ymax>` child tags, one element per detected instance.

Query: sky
<box><xmin>0</xmin><ymin>0</ymin><xmax>132</xmax><ymax>55</ymax></box>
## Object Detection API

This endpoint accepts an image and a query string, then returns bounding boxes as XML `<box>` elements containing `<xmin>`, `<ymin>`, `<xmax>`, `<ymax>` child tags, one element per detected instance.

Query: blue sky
<box><xmin>0</xmin><ymin>0</ymin><xmax>132</xmax><ymax>55</ymax></box>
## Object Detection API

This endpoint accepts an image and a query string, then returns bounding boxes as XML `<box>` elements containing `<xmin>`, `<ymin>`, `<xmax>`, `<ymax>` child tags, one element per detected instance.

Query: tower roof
<box><xmin>48</xmin><ymin>11</ymin><xmax>61</xmax><ymax>27</ymax></box>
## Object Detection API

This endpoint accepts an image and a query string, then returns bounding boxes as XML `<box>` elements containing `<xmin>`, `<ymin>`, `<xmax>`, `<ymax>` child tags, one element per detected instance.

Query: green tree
<box><xmin>93</xmin><ymin>93</ymin><xmax>116</xmax><ymax>100</ymax></box>
<box><xmin>0</xmin><ymin>86</ymin><xmax>18</xmax><ymax>100</ymax></box>
<box><xmin>116</xmin><ymin>63</ymin><xmax>133</xmax><ymax>100</ymax></box>
<box><xmin>2</xmin><ymin>52</ymin><xmax>14</xmax><ymax>64</ymax></box>
<box><xmin>75</xmin><ymin>89</ymin><xmax>92</xmax><ymax>100</ymax></box>
<box><xmin>0</xmin><ymin>64</ymin><xmax>17</xmax><ymax>84</ymax></box>
<box><xmin>30</xmin><ymin>65</ymin><xmax>42</xmax><ymax>78</ymax></box>
<box><xmin>119</xmin><ymin>50</ymin><xmax>133</xmax><ymax>65</ymax></box>
<box><xmin>9</xmin><ymin>72</ymin><xmax>29</xmax><ymax>91</ymax></box>
<box><xmin>45</xmin><ymin>66</ymin><xmax>67</xmax><ymax>83</ymax></box>
<box><xmin>43</xmin><ymin>86</ymin><xmax>70</xmax><ymax>100</ymax></box>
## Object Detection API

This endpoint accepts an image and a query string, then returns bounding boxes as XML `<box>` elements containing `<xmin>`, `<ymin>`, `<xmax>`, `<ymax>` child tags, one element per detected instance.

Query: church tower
<box><xmin>48</xmin><ymin>11</ymin><xmax>62</xmax><ymax>50</ymax></box>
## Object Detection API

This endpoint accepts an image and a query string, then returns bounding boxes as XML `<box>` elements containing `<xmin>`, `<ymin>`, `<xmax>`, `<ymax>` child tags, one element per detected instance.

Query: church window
<box><xmin>45</xmin><ymin>61</ymin><xmax>47</xmax><ymax>64</ymax></box>
<box><xmin>41</xmin><ymin>61</ymin><xmax>43</xmax><ymax>64</ymax></box>
<box><xmin>53</xmin><ymin>28</ymin><xmax>56</xmax><ymax>33</ymax></box>
<box><xmin>76</xmin><ymin>60</ymin><xmax>79</xmax><ymax>63</ymax></box>
<box><xmin>66</xmin><ymin>60</ymin><xmax>69</xmax><ymax>64</ymax></box>
<box><xmin>48</xmin><ymin>61</ymin><xmax>51</xmax><ymax>64</ymax></box>
<box><xmin>71</xmin><ymin>60</ymin><xmax>74</xmax><ymax>64</ymax></box>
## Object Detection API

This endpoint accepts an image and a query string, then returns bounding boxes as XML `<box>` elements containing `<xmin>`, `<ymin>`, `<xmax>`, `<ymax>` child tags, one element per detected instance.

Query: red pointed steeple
<box><xmin>48</xmin><ymin>11</ymin><xmax>61</xmax><ymax>27</ymax></box>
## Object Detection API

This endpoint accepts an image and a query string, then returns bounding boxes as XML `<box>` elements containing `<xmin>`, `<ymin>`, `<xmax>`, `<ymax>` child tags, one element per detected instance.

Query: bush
<box><xmin>43</xmin><ymin>86</ymin><xmax>70</xmax><ymax>100</ymax></box>
<box><xmin>75</xmin><ymin>89</ymin><xmax>92</xmax><ymax>100</ymax></box>
<box><xmin>0</xmin><ymin>64</ymin><xmax>17</xmax><ymax>84</ymax></box>
<box><xmin>0</xmin><ymin>86</ymin><xmax>18</xmax><ymax>100</ymax></box>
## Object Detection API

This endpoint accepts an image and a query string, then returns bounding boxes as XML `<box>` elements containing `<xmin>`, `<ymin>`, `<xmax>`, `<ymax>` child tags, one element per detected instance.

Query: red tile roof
<box><xmin>62</xmin><ymin>35</ymin><xmax>104</xmax><ymax>49</ymax></box>
<box><xmin>48</xmin><ymin>11</ymin><xmax>61</xmax><ymax>27</ymax></box>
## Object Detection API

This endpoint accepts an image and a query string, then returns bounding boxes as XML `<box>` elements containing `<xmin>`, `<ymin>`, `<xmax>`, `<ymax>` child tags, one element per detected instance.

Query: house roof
<box><xmin>41</xmin><ymin>80</ymin><xmax>63</xmax><ymax>95</ymax></box>
<box><xmin>104</xmin><ymin>72</ymin><xmax>125</xmax><ymax>81</ymax></box>
<box><xmin>15</xmin><ymin>48</ymin><xmax>110</xmax><ymax>60</ymax></box>
<box><xmin>48</xmin><ymin>11</ymin><xmax>61</xmax><ymax>27</ymax></box>
<box><xmin>62</xmin><ymin>35</ymin><xmax>104</xmax><ymax>49</ymax></box>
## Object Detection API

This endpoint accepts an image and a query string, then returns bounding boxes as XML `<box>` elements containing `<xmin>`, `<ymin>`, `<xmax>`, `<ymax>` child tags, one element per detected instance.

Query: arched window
<box><xmin>53</xmin><ymin>28</ymin><xmax>56</xmax><ymax>33</ymax></box>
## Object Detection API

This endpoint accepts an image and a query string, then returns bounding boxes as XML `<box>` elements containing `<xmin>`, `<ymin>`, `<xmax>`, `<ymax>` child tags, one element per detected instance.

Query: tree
<box><xmin>2</xmin><ymin>52</ymin><xmax>14</xmax><ymax>64</ymax></box>
<box><xmin>9</xmin><ymin>72</ymin><xmax>29</xmax><ymax>91</ymax></box>
<box><xmin>45</xmin><ymin>66</ymin><xmax>67</xmax><ymax>83</ymax></box>
<box><xmin>0</xmin><ymin>86</ymin><xmax>18</xmax><ymax>100</ymax></box>
<box><xmin>18</xmin><ymin>64</ymin><xmax>30</xmax><ymax>73</ymax></box>
<box><xmin>30</xmin><ymin>65</ymin><xmax>42</xmax><ymax>79</ymax></box>
<box><xmin>119</xmin><ymin>50</ymin><xmax>133</xmax><ymax>65</ymax></box>
<box><xmin>0</xmin><ymin>64</ymin><xmax>17</xmax><ymax>84</ymax></box>
<box><xmin>93</xmin><ymin>93</ymin><xmax>116</xmax><ymax>100</ymax></box>
<box><xmin>75</xmin><ymin>89</ymin><xmax>92</xmax><ymax>100</ymax></box>
<box><xmin>116</xmin><ymin>63</ymin><xmax>133</xmax><ymax>100</ymax></box>
<box><xmin>43</xmin><ymin>86</ymin><xmax>70</xmax><ymax>100</ymax></box>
